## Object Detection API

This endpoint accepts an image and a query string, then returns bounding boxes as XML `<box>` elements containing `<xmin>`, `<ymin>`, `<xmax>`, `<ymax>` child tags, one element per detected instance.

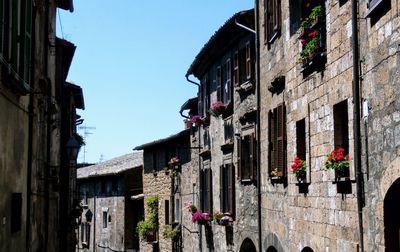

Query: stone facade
<box><xmin>135</xmin><ymin>129</ymin><xmax>191</xmax><ymax>252</ymax></box>
<box><xmin>0</xmin><ymin>1</ymin><xmax>83</xmax><ymax>252</ymax></box>
<box><xmin>257</xmin><ymin>0</ymin><xmax>400</xmax><ymax>251</ymax></box>
<box><xmin>76</xmin><ymin>152</ymin><xmax>143</xmax><ymax>252</ymax></box>
<box><xmin>184</xmin><ymin>9</ymin><xmax>259</xmax><ymax>252</ymax></box>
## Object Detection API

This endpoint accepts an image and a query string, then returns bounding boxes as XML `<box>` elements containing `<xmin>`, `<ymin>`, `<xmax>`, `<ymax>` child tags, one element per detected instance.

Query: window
<box><xmin>333</xmin><ymin>100</ymin><xmax>349</xmax><ymax>153</ymax></box>
<box><xmin>223</xmin><ymin>59</ymin><xmax>232</xmax><ymax>105</ymax></box>
<box><xmin>174</xmin><ymin>198</ymin><xmax>180</xmax><ymax>223</ymax></box>
<box><xmin>220</xmin><ymin>164</ymin><xmax>235</xmax><ymax>216</ymax></box>
<box><xmin>200</xmin><ymin>75</ymin><xmax>211</xmax><ymax>117</ymax></box>
<box><xmin>0</xmin><ymin>0</ymin><xmax>32</xmax><ymax>92</ymax></box>
<box><xmin>102</xmin><ymin>211</ymin><xmax>107</xmax><ymax>228</ymax></box>
<box><xmin>165</xmin><ymin>200</ymin><xmax>170</xmax><ymax>225</ymax></box>
<box><xmin>200</xmin><ymin>168</ymin><xmax>212</xmax><ymax>213</ymax></box>
<box><xmin>81</xmin><ymin>222</ymin><xmax>90</xmax><ymax>248</ymax></box>
<box><xmin>11</xmin><ymin>193</ymin><xmax>22</xmax><ymax>233</ymax></box>
<box><xmin>233</xmin><ymin>51</ymin><xmax>239</xmax><ymax>86</ymax></box>
<box><xmin>152</xmin><ymin>151</ymin><xmax>157</xmax><ymax>170</ymax></box>
<box><xmin>216</xmin><ymin>65</ymin><xmax>222</xmax><ymax>101</ymax></box>
<box><xmin>238</xmin><ymin>134</ymin><xmax>257</xmax><ymax>180</ymax></box>
<box><xmin>296</xmin><ymin>119</ymin><xmax>306</xmax><ymax>161</ymax></box>
<box><xmin>264</xmin><ymin>0</ymin><xmax>281</xmax><ymax>44</ymax></box>
<box><xmin>367</xmin><ymin>0</ymin><xmax>390</xmax><ymax>16</ymax></box>
<box><xmin>289</xmin><ymin>0</ymin><xmax>302</xmax><ymax>35</ymax></box>
<box><xmin>112</xmin><ymin>178</ymin><xmax>118</xmax><ymax>192</ymax></box>
<box><xmin>101</xmin><ymin>180</ymin><xmax>106</xmax><ymax>194</ymax></box>
<box><xmin>245</xmin><ymin>42</ymin><xmax>252</xmax><ymax>80</ymax></box>
<box><xmin>268</xmin><ymin>103</ymin><xmax>286</xmax><ymax>177</ymax></box>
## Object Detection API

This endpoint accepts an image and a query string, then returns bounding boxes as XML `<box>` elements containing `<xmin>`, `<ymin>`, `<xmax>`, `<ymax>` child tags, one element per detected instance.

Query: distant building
<box><xmin>134</xmin><ymin>129</ymin><xmax>192</xmax><ymax>252</ymax></box>
<box><xmin>183</xmin><ymin>8</ymin><xmax>258</xmax><ymax>251</ymax></box>
<box><xmin>76</xmin><ymin>152</ymin><xmax>143</xmax><ymax>252</ymax></box>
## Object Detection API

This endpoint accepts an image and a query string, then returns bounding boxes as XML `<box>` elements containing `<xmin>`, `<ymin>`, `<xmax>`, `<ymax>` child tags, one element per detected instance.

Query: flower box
<box><xmin>325</xmin><ymin>147</ymin><xmax>350</xmax><ymax>182</ymax></box>
<box><xmin>192</xmin><ymin>212</ymin><xmax>211</xmax><ymax>225</ymax></box>
<box><xmin>209</xmin><ymin>101</ymin><xmax>226</xmax><ymax>117</ymax></box>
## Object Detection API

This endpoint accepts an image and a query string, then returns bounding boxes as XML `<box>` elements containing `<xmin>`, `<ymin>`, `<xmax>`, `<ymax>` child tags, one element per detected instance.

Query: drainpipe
<box><xmin>185</xmin><ymin>74</ymin><xmax>202</xmax><ymax>252</ymax></box>
<box><xmin>26</xmin><ymin>4</ymin><xmax>37</xmax><ymax>251</ymax></box>
<box><xmin>254</xmin><ymin>1</ymin><xmax>263</xmax><ymax>251</ymax></box>
<box><xmin>351</xmin><ymin>0</ymin><xmax>364</xmax><ymax>251</ymax></box>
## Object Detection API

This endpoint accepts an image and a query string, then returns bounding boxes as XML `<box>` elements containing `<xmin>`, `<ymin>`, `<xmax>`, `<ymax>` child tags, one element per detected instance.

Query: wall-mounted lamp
<box><xmin>66</xmin><ymin>135</ymin><xmax>82</xmax><ymax>162</ymax></box>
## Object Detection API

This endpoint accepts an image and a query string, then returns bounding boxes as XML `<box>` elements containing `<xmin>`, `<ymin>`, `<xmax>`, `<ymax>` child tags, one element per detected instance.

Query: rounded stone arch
<box><xmin>301</xmin><ymin>247</ymin><xmax>314</xmax><ymax>252</ymax></box>
<box><xmin>239</xmin><ymin>238</ymin><xmax>257</xmax><ymax>252</ymax></box>
<box><xmin>384</xmin><ymin>177</ymin><xmax>400</xmax><ymax>251</ymax></box>
<box><xmin>263</xmin><ymin>233</ymin><xmax>284</xmax><ymax>252</ymax></box>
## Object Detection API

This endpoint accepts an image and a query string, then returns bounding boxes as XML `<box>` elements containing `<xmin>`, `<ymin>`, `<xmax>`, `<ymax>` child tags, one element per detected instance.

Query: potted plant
<box><xmin>209</xmin><ymin>101</ymin><xmax>226</xmax><ymax>117</ymax></box>
<box><xmin>212</xmin><ymin>212</ymin><xmax>233</xmax><ymax>226</ymax></box>
<box><xmin>163</xmin><ymin>224</ymin><xmax>181</xmax><ymax>241</ymax></box>
<box><xmin>136</xmin><ymin>196</ymin><xmax>159</xmax><ymax>242</ymax></box>
<box><xmin>325</xmin><ymin>147</ymin><xmax>350</xmax><ymax>179</ymax></box>
<box><xmin>309</xmin><ymin>5</ymin><xmax>323</xmax><ymax>25</ymax></box>
<box><xmin>190</xmin><ymin>115</ymin><xmax>207</xmax><ymax>126</ymax></box>
<box><xmin>191</xmin><ymin>211</ymin><xmax>211</xmax><ymax>225</ymax></box>
<box><xmin>291</xmin><ymin>156</ymin><xmax>307</xmax><ymax>181</ymax></box>
<box><xmin>299</xmin><ymin>19</ymin><xmax>309</xmax><ymax>36</ymax></box>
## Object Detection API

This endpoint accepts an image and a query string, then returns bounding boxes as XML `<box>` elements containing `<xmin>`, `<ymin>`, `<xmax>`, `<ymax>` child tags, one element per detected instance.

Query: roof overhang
<box><xmin>133</xmin><ymin>129</ymin><xmax>190</xmax><ymax>150</ymax></box>
<box><xmin>57</xmin><ymin>0</ymin><xmax>74</xmax><ymax>12</ymax></box>
<box><xmin>66</xmin><ymin>82</ymin><xmax>85</xmax><ymax>110</ymax></box>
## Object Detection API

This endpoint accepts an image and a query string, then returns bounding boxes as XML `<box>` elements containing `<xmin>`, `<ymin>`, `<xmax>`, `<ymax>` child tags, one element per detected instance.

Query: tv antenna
<box><xmin>78</xmin><ymin>125</ymin><xmax>96</xmax><ymax>163</ymax></box>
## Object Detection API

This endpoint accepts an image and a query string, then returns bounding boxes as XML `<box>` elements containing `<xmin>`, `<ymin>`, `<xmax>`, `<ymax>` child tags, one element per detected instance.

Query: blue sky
<box><xmin>58</xmin><ymin>1</ymin><xmax>253</xmax><ymax>163</ymax></box>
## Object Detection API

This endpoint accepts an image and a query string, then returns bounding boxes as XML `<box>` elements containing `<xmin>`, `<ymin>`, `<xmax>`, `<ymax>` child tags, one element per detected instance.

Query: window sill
<box><xmin>235</xmin><ymin>80</ymin><xmax>254</xmax><ymax>93</ymax></box>
<box><xmin>300</xmin><ymin>51</ymin><xmax>327</xmax><ymax>74</ymax></box>
<box><xmin>332</xmin><ymin>177</ymin><xmax>356</xmax><ymax>184</ymax></box>
<box><xmin>240</xmin><ymin>178</ymin><xmax>255</xmax><ymax>185</ymax></box>
<box><xmin>270</xmin><ymin>176</ymin><xmax>285</xmax><ymax>184</ymax></box>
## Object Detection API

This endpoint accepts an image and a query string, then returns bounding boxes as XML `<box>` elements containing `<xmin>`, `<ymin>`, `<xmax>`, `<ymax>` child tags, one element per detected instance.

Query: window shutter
<box><xmin>217</xmin><ymin>66</ymin><xmax>222</xmax><ymax>101</ymax></box>
<box><xmin>226</xmin><ymin>59</ymin><xmax>232</xmax><ymax>104</ymax></box>
<box><xmin>206</xmin><ymin>168</ymin><xmax>212</xmax><ymax>213</ymax></box>
<box><xmin>237</xmin><ymin>137</ymin><xmax>242</xmax><ymax>179</ymax></box>
<box><xmin>200</xmin><ymin>169</ymin><xmax>204</xmax><ymax>211</ymax></box>
<box><xmin>277</xmin><ymin>103</ymin><xmax>286</xmax><ymax>176</ymax></box>
<box><xmin>23</xmin><ymin>0</ymin><xmax>32</xmax><ymax>86</ymax></box>
<box><xmin>228</xmin><ymin>164</ymin><xmax>235</xmax><ymax>217</ymax></box>
<box><xmin>0</xmin><ymin>0</ymin><xmax>4</xmax><ymax>55</ymax></box>
<box><xmin>249</xmin><ymin>133</ymin><xmax>255</xmax><ymax>180</ymax></box>
<box><xmin>233</xmin><ymin>51</ymin><xmax>239</xmax><ymax>86</ymax></box>
<box><xmin>198</xmin><ymin>84</ymin><xmax>203</xmax><ymax>116</ymax></box>
<box><xmin>220</xmin><ymin>165</ymin><xmax>224</xmax><ymax>212</ymax></box>
<box><xmin>269</xmin><ymin>110</ymin><xmax>275</xmax><ymax>174</ymax></box>
<box><xmin>10</xmin><ymin>0</ymin><xmax>20</xmax><ymax>72</ymax></box>
<box><xmin>245</xmin><ymin>42</ymin><xmax>251</xmax><ymax>80</ymax></box>
<box><xmin>274</xmin><ymin>0</ymin><xmax>282</xmax><ymax>31</ymax></box>
<box><xmin>267</xmin><ymin>0</ymin><xmax>274</xmax><ymax>41</ymax></box>
<box><xmin>263</xmin><ymin>0</ymin><xmax>268</xmax><ymax>43</ymax></box>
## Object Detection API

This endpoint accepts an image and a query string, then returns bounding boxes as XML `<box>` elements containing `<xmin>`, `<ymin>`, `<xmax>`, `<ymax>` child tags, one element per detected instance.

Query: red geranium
<box><xmin>291</xmin><ymin>156</ymin><xmax>306</xmax><ymax>178</ymax></box>
<box><xmin>325</xmin><ymin>148</ymin><xmax>350</xmax><ymax>171</ymax></box>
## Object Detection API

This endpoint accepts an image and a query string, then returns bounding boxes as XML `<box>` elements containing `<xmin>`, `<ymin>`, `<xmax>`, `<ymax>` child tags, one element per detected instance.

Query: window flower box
<box><xmin>191</xmin><ymin>212</ymin><xmax>211</xmax><ymax>225</ymax></box>
<box><xmin>325</xmin><ymin>147</ymin><xmax>350</xmax><ymax>181</ymax></box>
<box><xmin>291</xmin><ymin>156</ymin><xmax>307</xmax><ymax>182</ymax></box>
<box><xmin>212</xmin><ymin>212</ymin><xmax>233</xmax><ymax>226</ymax></box>
<box><xmin>190</xmin><ymin>115</ymin><xmax>208</xmax><ymax>126</ymax></box>
<box><xmin>209</xmin><ymin>101</ymin><xmax>226</xmax><ymax>117</ymax></box>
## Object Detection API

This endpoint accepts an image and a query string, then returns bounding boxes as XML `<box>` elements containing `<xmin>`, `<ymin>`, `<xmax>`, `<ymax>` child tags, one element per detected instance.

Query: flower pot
<box><xmin>335</xmin><ymin>168</ymin><xmax>350</xmax><ymax>180</ymax></box>
<box><xmin>146</xmin><ymin>230</ymin><xmax>157</xmax><ymax>243</ymax></box>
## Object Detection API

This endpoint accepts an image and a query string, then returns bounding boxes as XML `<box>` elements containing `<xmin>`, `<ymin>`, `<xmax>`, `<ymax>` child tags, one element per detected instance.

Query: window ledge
<box><xmin>235</xmin><ymin>80</ymin><xmax>254</xmax><ymax>93</ymax></box>
<box><xmin>240</xmin><ymin>179</ymin><xmax>255</xmax><ymax>185</ymax></box>
<box><xmin>332</xmin><ymin>177</ymin><xmax>356</xmax><ymax>184</ymax></box>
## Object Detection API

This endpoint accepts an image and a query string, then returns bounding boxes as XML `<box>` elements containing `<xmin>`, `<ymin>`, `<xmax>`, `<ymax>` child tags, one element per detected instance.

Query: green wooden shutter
<box><xmin>23</xmin><ymin>0</ymin><xmax>32</xmax><ymax>87</ymax></box>
<box><xmin>228</xmin><ymin>164</ymin><xmax>235</xmax><ymax>217</ymax></box>
<box><xmin>10</xmin><ymin>0</ymin><xmax>19</xmax><ymax>73</ymax></box>
<box><xmin>0</xmin><ymin>0</ymin><xmax>4</xmax><ymax>55</ymax></box>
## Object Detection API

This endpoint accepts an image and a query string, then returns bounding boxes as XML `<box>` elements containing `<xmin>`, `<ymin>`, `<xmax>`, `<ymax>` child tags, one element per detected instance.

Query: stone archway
<box><xmin>263</xmin><ymin>233</ymin><xmax>284</xmax><ymax>252</ymax></box>
<box><xmin>384</xmin><ymin>177</ymin><xmax>400</xmax><ymax>251</ymax></box>
<box><xmin>239</xmin><ymin>238</ymin><xmax>257</xmax><ymax>252</ymax></box>
<box><xmin>301</xmin><ymin>247</ymin><xmax>314</xmax><ymax>252</ymax></box>
<box><xmin>266</xmin><ymin>246</ymin><xmax>278</xmax><ymax>252</ymax></box>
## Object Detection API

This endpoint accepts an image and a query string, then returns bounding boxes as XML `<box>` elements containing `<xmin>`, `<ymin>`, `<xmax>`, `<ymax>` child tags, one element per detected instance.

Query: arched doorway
<box><xmin>301</xmin><ymin>247</ymin><xmax>314</xmax><ymax>252</ymax></box>
<box><xmin>266</xmin><ymin>246</ymin><xmax>278</xmax><ymax>252</ymax></box>
<box><xmin>239</xmin><ymin>238</ymin><xmax>257</xmax><ymax>252</ymax></box>
<box><xmin>384</xmin><ymin>178</ymin><xmax>400</xmax><ymax>251</ymax></box>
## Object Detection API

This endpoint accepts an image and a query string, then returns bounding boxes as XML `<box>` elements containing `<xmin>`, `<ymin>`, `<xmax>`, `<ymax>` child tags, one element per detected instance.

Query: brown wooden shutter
<box><xmin>249</xmin><ymin>133</ymin><xmax>255</xmax><ymax>180</ymax></box>
<box><xmin>228</xmin><ymin>164</ymin><xmax>235</xmax><ymax>217</ymax></box>
<box><xmin>267</xmin><ymin>0</ymin><xmax>274</xmax><ymax>41</ymax></box>
<box><xmin>207</xmin><ymin>168</ymin><xmax>212</xmax><ymax>213</ymax></box>
<box><xmin>274</xmin><ymin>0</ymin><xmax>281</xmax><ymax>32</ymax></box>
<box><xmin>200</xmin><ymin>169</ymin><xmax>204</xmax><ymax>211</ymax></box>
<box><xmin>217</xmin><ymin>66</ymin><xmax>222</xmax><ymax>101</ymax></box>
<box><xmin>252</xmin><ymin>133</ymin><xmax>257</xmax><ymax>180</ymax></box>
<box><xmin>263</xmin><ymin>0</ymin><xmax>268</xmax><ymax>43</ymax></box>
<box><xmin>220</xmin><ymin>165</ymin><xmax>224</xmax><ymax>212</ymax></box>
<box><xmin>233</xmin><ymin>51</ymin><xmax>239</xmax><ymax>86</ymax></box>
<box><xmin>198</xmin><ymin>84</ymin><xmax>203</xmax><ymax>116</ymax></box>
<box><xmin>276</xmin><ymin>103</ymin><xmax>286</xmax><ymax>176</ymax></box>
<box><xmin>268</xmin><ymin>110</ymin><xmax>275</xmax><ymax>174</ymax></box>
<box><xmin>237</xmin><ymin>137</ymin><xmax>242</xmax><ymax>179</ymax></box>
<box><xmin>246</xmin><ymin>42</ymin><xmax>251</xmax><ymax>80</ymax></box>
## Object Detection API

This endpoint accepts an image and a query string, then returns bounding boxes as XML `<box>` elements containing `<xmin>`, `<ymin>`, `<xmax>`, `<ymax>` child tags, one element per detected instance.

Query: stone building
<box><xmin>134</xmin><ymin>129</ymin><xmax>191</xmax><ymax>252</ymax></box>
<box><xmin>0</xmin><ymin>0</ymin><xmax>84</xmax><ymax>251</ymax></box>
<box><xmin>256</xmin><ymin>0</ymin><xmax>400</xmax><ymax>251</ymax></box>
<box><xmin>183</xmin><ymin>9</ymin><xmax>259</xmax><ymax>251</ymax></box>
<box><xmin>76</xmin><ymin>152</ymin><xmax>144</xmax><ymax>252</ymax></box>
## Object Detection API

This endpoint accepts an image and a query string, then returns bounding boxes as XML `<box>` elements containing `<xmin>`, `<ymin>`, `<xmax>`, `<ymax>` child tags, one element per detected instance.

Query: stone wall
<box><xmin>358</xmin><ymin>0</ymin><xmax>400</xmax><ymax>251</ymax></box>
<box><xmin>259</xmin><ymin>0</ymin><xmax>359</xmax><ymax>251</ymax></box>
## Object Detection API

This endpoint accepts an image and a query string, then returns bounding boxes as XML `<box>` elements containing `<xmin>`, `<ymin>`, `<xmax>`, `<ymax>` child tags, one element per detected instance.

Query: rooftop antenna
<box><xmin>78</xmin><ymin>125</ymin><xmax>96</xmax><ymax>163</ymax></box>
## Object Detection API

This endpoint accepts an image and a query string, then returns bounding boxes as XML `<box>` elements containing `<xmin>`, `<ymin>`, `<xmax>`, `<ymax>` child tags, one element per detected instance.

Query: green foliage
<box><xmin>136</xmin><ymin>220</ymin><xmax>156</xmax><ymax>240</ymax></box>
<box><xmin>136</xmin><ymin>196</ymin><xmax>159</xmax><ymax>240</ymax></box>
<box><xmin>300</xmin><ymin>19</ymin><xmax>309</xmax><ymax>29</ymax></box>
<box><xmin>309</xmin><ymin>5</ymin><xmax>323</xmax><ymax>22</ymax></box>
<box><xmin>162</xmin><ymin>225</ymin><xmax>180</xmax><ymax>240</ymax></box>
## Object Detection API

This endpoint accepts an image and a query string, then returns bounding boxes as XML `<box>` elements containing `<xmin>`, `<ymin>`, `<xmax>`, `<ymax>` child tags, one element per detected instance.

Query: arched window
<box><xmin>301</xmin><ymin>247</ymin><xmax>314</xmax><ymax>252</ymax></box>
<box><xmin>240</xmin><ymin>238</ymin><xmax>257</xmax><ymax>252</ymax></box>
<box><xmin>266</xmin><ymin>246</ymin><xmax>278</xmax><ymax>252</ymax></box>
